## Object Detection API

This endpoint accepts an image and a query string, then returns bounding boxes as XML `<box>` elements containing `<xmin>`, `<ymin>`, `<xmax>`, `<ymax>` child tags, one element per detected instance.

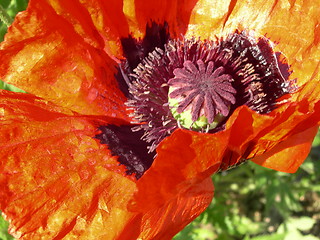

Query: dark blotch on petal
<box><xmin>96</xmin><ymin>125</ymin><xmax>155</xmax><ymax>179</ymax></box>
<box><xmin>121</xmin><ymin>22</ymin><xmax>170</xmax><ymax>71</ymax></box>
<box><xmin>115</xmin><ymin>22</ymin><xmax>171</xmax><ymax>97</ymax></box>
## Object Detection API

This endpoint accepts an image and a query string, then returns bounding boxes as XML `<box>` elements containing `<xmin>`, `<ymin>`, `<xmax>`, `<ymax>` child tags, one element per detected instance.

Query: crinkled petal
<box><xmin>119</xmin><ymin>177</ymin><xmax>213</xmax><ymax>240</ymax></box>
<box><xmin>132</xmin><ymin>129</ymin><xmax>225</xmax><ymax>212</ymax></box>
<box><xmin>251</xmin><ymin>126</ymin><xmax>319</xmax><ymax>173</ymax></box>
<box><xmin>0</xmin><ymin>91</ymin><xmax>214</xmax><ymax>239</ymax></box>
<box><xmin>0</xmin><ymin>90</ymin><xmax>73</xmax><ymax>118</ymax></box>
<box><xmin>0</xmin><ymin>91</ymin><xmax>136</xmax><ymax>239</ymax></box>
<box><xmin>226</xmin><ymin>104</ymin><xmax>320</xmax><ymax>172</ymax></box>
<box><xmin>0</xmin><ymin>0</ymin><xmax>131</xmax><ymax>120</ymax></box>
<box><xmin>34</xmin><ymin>0</ymin><xmax>130</xmax><ymax>58</ymax></box>
<box><xmin>124</xmin><ymin>0</ymin><xmax>199</xmax><ymax>39</ymax></box>
<box><xmin>185</xmin><ymin>0</ymin><xmax>232</xmax><ymax>38</ymax></box>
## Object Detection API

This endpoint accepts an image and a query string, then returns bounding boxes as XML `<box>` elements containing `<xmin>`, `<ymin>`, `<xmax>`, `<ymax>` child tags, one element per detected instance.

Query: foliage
<box><xmin>0</xmin><ymin>212</ymin><xmax>14</xmax><ymax>240</ymax></box>
<box><xmin>174</xmin><ymin>131</ymin><xmax>320</xmax><ymax>240</ymax></box>
<box><xmin>0</xmin><ymin>0</ymin><xmax>28</xmax><ymax>41</ymax></box>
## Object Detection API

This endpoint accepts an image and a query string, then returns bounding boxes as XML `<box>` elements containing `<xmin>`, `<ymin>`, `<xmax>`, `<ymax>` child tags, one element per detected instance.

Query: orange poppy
<box><xmin>0</xmin><ymin>0</ymin><xmax>319</xmax><ymax>239</ymax></box>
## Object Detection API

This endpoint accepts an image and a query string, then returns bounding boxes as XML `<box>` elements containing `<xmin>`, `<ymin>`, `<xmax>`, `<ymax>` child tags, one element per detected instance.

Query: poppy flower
<box><xmin>0</xmin><ymin>0</ymin><xmax>319</xmax><ymax>239</ymax></box>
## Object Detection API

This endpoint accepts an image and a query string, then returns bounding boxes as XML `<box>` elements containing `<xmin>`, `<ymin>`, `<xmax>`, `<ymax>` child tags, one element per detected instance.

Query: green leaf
<box><xmin>174</xmin><ymin>222</ymin><xmax>198</xmax><ymax>240</ymax></box>
<box><xmin>0</xmin><ymin>80</ymin><xmax>26</xmax><ymax>92</ymax></box>
<box><xmin>249</xmin><ymin>233</ymin><xmax>286</xmax><ymax>240</ymax></box>
<box><xmin>278</xmin><ymin>217</ymin><xmax>315</xmax><ymax>232</ymax></box>
<box><xmin>312</xmin><ymin>130</ymin><xmax>320</xmax><ymax>147</ymax></box>
<box><xmin>0</xmin><ymin>0</ymin><xmax>29</xmax><ymax>41</ymax></box>
<box><xmin>0</xmin><ymin>214</ymin><xmax>15</xmax><ymax>240</ymax></box>
<box><xmin>14</xmin><ymin>0</ymin><xmax>29</xmax><ymax>12</ymax></box>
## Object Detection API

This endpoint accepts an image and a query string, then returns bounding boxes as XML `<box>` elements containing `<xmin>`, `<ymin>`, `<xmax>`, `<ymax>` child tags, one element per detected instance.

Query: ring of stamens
<box><xmin>123</xmin><ymin>31</ymin><xmax>296</xmax><ymax>154</ymax></box>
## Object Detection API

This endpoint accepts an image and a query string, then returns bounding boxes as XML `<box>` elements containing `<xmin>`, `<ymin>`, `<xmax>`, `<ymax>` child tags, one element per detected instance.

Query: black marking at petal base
<box><xmin>121</xmin><ymin>21</ymin><xmax>170</xmax><ymax>71</ymax></box>
<box><xmin>96</xmin><ymin>125</ymin><xmax>155</xmax><ymax>179</ymax></box>
<box><xmin>115</xmin><ymin>22</ymin><xmax>171</xmax><ymax>97</ymax></box>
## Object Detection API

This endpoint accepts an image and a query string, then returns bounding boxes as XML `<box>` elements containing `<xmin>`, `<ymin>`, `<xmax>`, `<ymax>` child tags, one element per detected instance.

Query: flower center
<box><xmin>125</xmin><ymin>32</ymin><xmax>296</xmax><ymax>152</ymax></box>
<box><xmin>168</xmin><ymin>60</ymin><xmax>236</xmax><ymax>131</ymax></box>
<box><xmin>99</xmin><ymin>25</ymin><xmax>296</xmax><ymax>179</ymax></box>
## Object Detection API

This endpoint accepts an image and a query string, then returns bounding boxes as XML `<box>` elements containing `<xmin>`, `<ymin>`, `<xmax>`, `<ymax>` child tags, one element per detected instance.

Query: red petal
<box><xmin>0</xmin><ymin>91</ymin><xmax>136</xmax><ymax>239</ymax></box>
<box><xmin>117</xmin><ymin>128</ymin><xmax>217</xmax><ymax>239</ymax></box>
<box><xmin>29</xmin><ymin>0</ymin><xmax>131</xmax><ymax>58</ymax></box>
<box><xmin>0</xmin><ymin>91</ymin><xmax>214</xmax><ymax>239</ymax></box>
<box><xmin>0</xmin><ymin>0</ymin><xmax>130</xmax><ymax>121</ymax></box>
<box><xmin>251</xmin><ymin>126</ymin><xmax>319</xmax><ymax>173</ymax></box>
<box><xmin>119</xmin><ymin>177</ymin><xmax>214</xmax><ymax>240</ymax></box>
<box><xmin>225</xmin><ymin>104</ymin><xmax>320</xmax><ymax>172</ymax></box>
<box><xmin>131</xmin><ymin>129</ymin><xmax>223</xmax><ymax>213</ymax></box>
<box><xmin>127</xmin><ymin>0</ymin><xmax>199</xmax><ymax>38</ymax></box>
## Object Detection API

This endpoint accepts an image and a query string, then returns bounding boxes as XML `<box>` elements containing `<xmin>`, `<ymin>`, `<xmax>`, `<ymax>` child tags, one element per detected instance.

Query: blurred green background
<box><xmin>0</xmin><ymin>1</ymin><xmax>319</xmax><ymax>239</ymax></box>
<box><xmin>174</xmin><ymin>137</ymin><xmax>320</xmax><ymax>240</ymax></box>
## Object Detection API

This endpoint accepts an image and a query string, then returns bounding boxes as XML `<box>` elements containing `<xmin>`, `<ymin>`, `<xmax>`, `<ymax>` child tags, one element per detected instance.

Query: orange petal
<box><xmin>138</xmin><ymin>177</ymin><xmax>213</xmax><ymax>240</ymax></box>
<box><xmin>0</xmin><ymin>0</ymin><xmax>130</xmax><ymax>121</ymax></box>
<box><xmin>0</xmin><ymin>90</ymin><xmax>214</xmax><ymax>239</ymax></box>
<box><xmin>224</xmin><ymin>103</ymin><xmax>320</xmax><ymax>171</ymax></box>
<box><xmin>119</xmin><ymin>177</ymin><xmax>214</xmax><ymax>240</ymax></box>
<box><xmin>186</xmin><ymin>0</ymin><xmax>233</xmax><ymax>39</ymax></box>
<box><xmin>259</xmin><ymin>1</ymin><xmax>320</xmax><ymax>105</ymax></box>
<box><xmin>120</xmin><ymin>127</ymin><xmax>217</xmax><ymax>239</ymax></box>
<box><xmin>187</xmin><ymin>0</ymin><xmax>319</xmax><ymax>46</ymax></box>
<box><xmin>38</xmin><ymin>0</ymin><xmax>130</xmax><ymax>58</ymax></box>
<box><xmin>131</xmin><ymin>128</ymin><xmax>224</xmax><ymax>212</ymax></box>
<box><xmin>127</xmin><ymin>0</ymin><xmax>199</xmax><ymax>38</ymax></box>
<box><xmin>0</xmin><ymin>91</ymin><xmax>137</xmax><ymax>239</ymax></box>
<box><xmin>251</xmin><ymin>126</ymin><xmax>319</xmax><ymax>173</ymax></box>
<box><xmin>0</xmin><ymin>90</ymin><xmax>73</xmax><ymax>118</ymax></box>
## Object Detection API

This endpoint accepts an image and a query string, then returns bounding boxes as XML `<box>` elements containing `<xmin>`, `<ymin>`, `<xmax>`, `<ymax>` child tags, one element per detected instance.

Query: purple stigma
<box><xmin>168</xmin><ymin>60</ymin><xmax>237</xmax><ymax>123</ymax></box>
